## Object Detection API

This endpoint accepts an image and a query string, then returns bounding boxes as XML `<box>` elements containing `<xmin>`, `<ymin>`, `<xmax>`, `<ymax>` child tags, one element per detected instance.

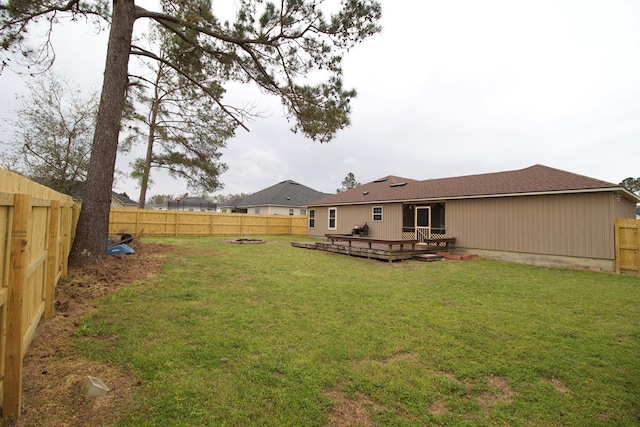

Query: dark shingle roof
<box><xmin>309</xmin><ymin>165</ymin><xmax>627</xmax><ymax>206</ymax></box>
<box><xmin>235</xmin><ymin>180</ymin><xmax>330</xmax><ymax>208</ymax></box>
<box><xmin>111</xmin><ymin>192</ymin><xmax>138</xmax><ymax>206</ymax></box>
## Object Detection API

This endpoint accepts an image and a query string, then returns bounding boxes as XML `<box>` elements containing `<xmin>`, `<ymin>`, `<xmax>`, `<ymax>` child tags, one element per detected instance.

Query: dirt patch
<box><xmin>428</xmin><ymin>398</ymin><xmax>447</xmax><ymax>416</ymax></box>
<box><xmin>384</xmin><ymin>352</ymin><xmax>417</xmax><ymax>364</ymax></box>
<box><xmin>477</xmin><ymin>375</ymin><xmax>515</xmax><ymax>410</ymax></box>
<box><xmin>434</xmin><ymin>370</ymin><xmax>471</xmax><ymax>390</ymax></box>
<box><xmin>325</xmin><ymin>389</ymin><xmax>382</xmax><ymax>427</ymax></box>
<box><xmin>3</xmin><ymin>240</ymin><xmax>176</xmax><ymax>427</ymax></box>
<box><xmin>540</xmin><ymin>377</ymin><xmax>570</xmax><ymax>393</ymax></box>
<box><xmin>428</xmin><ymin>371</ymin><xmax>518</xmax><ymax>415</ymax></box>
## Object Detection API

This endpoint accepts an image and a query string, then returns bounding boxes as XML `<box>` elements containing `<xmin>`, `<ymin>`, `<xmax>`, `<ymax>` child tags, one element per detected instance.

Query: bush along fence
<box><xmin>108</xmin><ymin>208</ymin><xmax>308</xmax><ymax>237</ymax></box>
<box><xmin>0</xmin><ymin>169</ymin><xmax>78</xmax><ymax>418</ymax></box>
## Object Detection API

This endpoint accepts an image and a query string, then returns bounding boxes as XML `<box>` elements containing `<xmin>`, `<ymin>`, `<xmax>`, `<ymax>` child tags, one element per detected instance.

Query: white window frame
<box><xmin>289</xmin><ymin>208</ymin><xmax>294</xmax><ymax>215</ymax></box>
<box><xmin>372</xmin><ymin>206</ymin><xmax>383</xmax><ymax>222</ymax></box>
<box><xmin>328</xmin><ymin>207</ymin><xmax>337</xmax><ymax>230</ymax></box>
<box><xmin>309</xmin><ymin>209</ymin><xmax>315</xmax><ymax>228</ymax></box>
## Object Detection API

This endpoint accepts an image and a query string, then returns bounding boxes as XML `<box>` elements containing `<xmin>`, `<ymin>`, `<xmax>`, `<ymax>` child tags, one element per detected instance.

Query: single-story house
<box><xmin>226</xmin><ymin>180</ymin><xmax>330</xmax><ymax>215</ymax></box>
<box><xmin>71</xmin><ymin>187</ymin><xmax>139</xmax><ymax>208</ymax></box>
<box><xmin>167</xmin><ymin>196</ymin><xmax>217</xmax><ymax>211</ymax></box>
<box><xmin>306</xmin><ymin>164</ymin><xmax>639</xmax><ymax>270</ymax></box>
<box><xmin>111</xmin><ymin>192</ymin><xmax>138</xmax><ymax>208</ymax></box>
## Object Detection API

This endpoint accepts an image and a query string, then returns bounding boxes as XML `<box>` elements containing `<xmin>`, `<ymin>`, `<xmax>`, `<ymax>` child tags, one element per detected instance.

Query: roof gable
<box><xmin>111</xmin><ymin>192</ymin><xmax>138</xmax><ymax>206</ymax></box>
<box><xmin>308</xmin><ymin>165</ymin><xmax>624</xmax><ymax>206</ymax></box>
<box><xmin>235</xmin><ymin>180</ymin><xmax>330</xmax><ymax>208</ymax></box>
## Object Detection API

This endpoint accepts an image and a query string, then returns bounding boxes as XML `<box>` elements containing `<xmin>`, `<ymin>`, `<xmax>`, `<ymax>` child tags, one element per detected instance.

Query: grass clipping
<box><xmin>5</xmin><ymin>240</ymin><xmax>174</xmax><ymax>427</ymax></box>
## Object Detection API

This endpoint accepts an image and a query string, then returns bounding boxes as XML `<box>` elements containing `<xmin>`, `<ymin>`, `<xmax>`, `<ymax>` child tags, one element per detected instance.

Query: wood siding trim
<box><xmin>447</xmin><ymin>193</ymin><xmax>616</xmax><ymax>259</ymax></box>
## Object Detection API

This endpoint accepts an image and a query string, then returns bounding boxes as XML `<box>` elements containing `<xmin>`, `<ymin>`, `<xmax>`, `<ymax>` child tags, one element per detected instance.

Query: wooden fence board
<box><xmin>0</xmin><ymin>169</ymin><xmax>77</xmax><ymax>418</ymax></box>
<box><xmin>615</xmin><ymin>218</ymin><xmax>640</xmax><ymax>275</ymax></box>
<box><xmin>45</xmin><ymin>201</ymin><xmax>60</xmax><ymax>319</ymax></box>
<box><xmin>4</xmin><ymin>193</ymin><xmax>30</xmax><ymax>417</ymax></box>
<box><xmin>109</xmin><ymin>208</ymin><xmax>308</xmax><ymax>237</ymax></box>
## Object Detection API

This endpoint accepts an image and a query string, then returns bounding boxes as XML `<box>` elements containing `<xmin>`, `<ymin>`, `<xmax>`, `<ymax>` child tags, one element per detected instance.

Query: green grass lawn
<box><xmin>76</xmin><ymin>236</ymin><xmax>640</xmax><ymax>426</ymax></box>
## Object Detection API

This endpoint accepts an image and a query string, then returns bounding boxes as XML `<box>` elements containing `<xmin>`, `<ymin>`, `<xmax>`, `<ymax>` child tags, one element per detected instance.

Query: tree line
<box><xmin>0</xmin><ymin>72</ymin><xmax>365</xmax><ymax>206</ymax></box>
<box><xmin>1</xmin><ymin>0</ymin><xmax>382</xmax><ymax>264</ymax></box>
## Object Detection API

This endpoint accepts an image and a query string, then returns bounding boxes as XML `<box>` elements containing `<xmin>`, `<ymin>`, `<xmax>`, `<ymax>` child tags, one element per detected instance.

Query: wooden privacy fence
<box><xmin>0</xmin><ymin>169</ymin><xmax>78</xmax><ymax>417</ymax></box>
<box><xmin>108</xmin><ymin>208</ymin><xmax>308</xmax><ymax>237</ymax></box>
<box><xmin>615</xmin><ymin>218</ymin><xmax>640</xmax><ymax>275</ymax></box>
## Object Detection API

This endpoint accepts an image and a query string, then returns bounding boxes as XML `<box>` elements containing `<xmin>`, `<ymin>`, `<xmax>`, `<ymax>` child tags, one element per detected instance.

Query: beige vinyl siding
<box><xmin>447</xmin><ymin>192</ymin><xmax>616</xmax><ymax>260</ymax></box>
<box><xmin>614</xmin><ymin>196</ymin><xmax>637</xmax><ymax>219</ymax></box>
<box><xmin>307</xmin><ymin>203</ymin><xmax>403</xmax><ymax>238</ymax></box>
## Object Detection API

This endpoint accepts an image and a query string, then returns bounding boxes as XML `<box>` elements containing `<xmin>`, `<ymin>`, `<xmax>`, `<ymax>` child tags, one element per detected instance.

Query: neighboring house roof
<box><xmin>235</xmin><ymin>180</ymin><xmax>330</xmax><ymax>208</ymax></box>
<box><xmin>167</xmin><ymin>197</ymin><xmax>217</xmax><ymax>210</ymax></box>
<box><xmin>309</xmin><ymin>164</ymin><xmax>639</xmax><ymax>206</ymax></box>
<box><xmin>144</xmin><ymin>203</ymin><xmax>166</xmax><ymax>210</ymax></box>
<box><xmin>111</xmin><ymin>192</ymin><xmax>138</xmax><ymax>207</ymax></box>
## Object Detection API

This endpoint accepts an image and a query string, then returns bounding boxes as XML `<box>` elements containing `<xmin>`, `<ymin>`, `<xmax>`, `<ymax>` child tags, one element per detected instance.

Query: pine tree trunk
<box><xmin>69</xmin><ymin>0</ymin><xmax>136</xmax><ymax>265</ymax></box>
<box><xmin>137</xmin><ymin>67</ymin><xmax>163</xmax><ymax>208</ymax></box>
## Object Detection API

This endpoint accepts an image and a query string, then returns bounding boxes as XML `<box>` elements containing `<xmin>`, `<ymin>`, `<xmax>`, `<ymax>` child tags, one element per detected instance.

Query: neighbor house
<box><xmin>227</xmin><ymin>180</ymin><xmax>330</xmax><ymax>215</ymax></box>
<box><xmin>111</xmin><ymin>192</ymin><xmax>138</xmax><ymax>208</ymax></box>
<box><xmin>167</xmin><ymin>196</ymin><xmax>217</xmax><ymax>211</ymax></box>
<box><xmin>306</xmin><ymin>165</ymin><xmax>639</xmax><ymax>270</ymax></box>
<box><xmin>72</xmin><ymin>188</ymin><xmax>139</xmax><ymax>208</ymax></box>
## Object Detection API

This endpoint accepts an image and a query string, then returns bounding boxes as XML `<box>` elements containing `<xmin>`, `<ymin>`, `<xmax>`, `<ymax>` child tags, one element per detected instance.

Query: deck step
<box><xmin>436</xmin><ymin>252</ymin><xmax>478</xmax><ymax>261</ymax></box>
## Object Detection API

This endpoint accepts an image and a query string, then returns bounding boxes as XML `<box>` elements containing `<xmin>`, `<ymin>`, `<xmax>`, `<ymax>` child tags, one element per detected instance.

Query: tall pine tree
<box><xmin>1</xmin><ymin>0</ymin><xmax>382</xmax><ymax>264</ymax></box>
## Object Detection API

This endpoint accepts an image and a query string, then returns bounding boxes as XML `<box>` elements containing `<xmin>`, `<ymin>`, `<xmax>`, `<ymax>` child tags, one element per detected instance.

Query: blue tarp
<box><xmin>106</xmin><ymin>243</ymin><xmax>135</xmax><ymax>255</ymax></box>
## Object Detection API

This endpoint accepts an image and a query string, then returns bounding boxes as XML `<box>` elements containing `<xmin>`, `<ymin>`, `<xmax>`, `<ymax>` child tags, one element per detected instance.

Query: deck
<box><xmin>292</xmin><ymin>234</ymin><xmax>456</xmax><ymax>262</ymax></box>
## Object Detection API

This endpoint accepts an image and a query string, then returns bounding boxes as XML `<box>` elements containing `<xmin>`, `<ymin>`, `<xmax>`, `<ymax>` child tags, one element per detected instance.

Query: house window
<box><xmin>328</xmin><ymin>207</ymin><xmax>337</xmax><ymax>230</ymax></box>
<box><xmin>254</xmin><ymin>208</ymin><xmax>260</xmax><ymax>214</ymax></box>
<box><xmin>309</xmin><ymin>209</ymin><xmax>315</xmax><ymax>228</ymax></box>
<box><xmin>289</xmin><ymin>209</ymin><xmax>294</xmax><ymax>215</ymax></box>
<box><xmin>373</xmin><ymin>206</ymin><xmax>383</xmax><ymax>222</ymax></box>
<box><xmin>300</xmin><ymin>209</ymin><xmax>306</xmax><ymax>216</ymax></box>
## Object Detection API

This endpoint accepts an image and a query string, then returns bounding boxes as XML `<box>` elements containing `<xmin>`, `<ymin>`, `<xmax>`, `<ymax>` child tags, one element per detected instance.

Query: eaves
<box><xmin>308</xmin><ymin>187</ymin><xmax>639</xmax><ymax>207</ymax></box>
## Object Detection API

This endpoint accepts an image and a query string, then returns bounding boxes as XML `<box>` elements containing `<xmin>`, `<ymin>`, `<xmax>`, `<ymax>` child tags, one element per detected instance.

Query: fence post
<box><xmin>4</xmin><ymin>193</ymin><xmax>30</xmax><ymax>417</ymax></box>
<box><xmin>61</xmin><ymin>202</ymin><xmax>79</xmax><ymax>278</ymax></box>
<box><xmin>45</xmin><ymin>200</ymin><xmax>60</xmax><ymax>319</ymax></box>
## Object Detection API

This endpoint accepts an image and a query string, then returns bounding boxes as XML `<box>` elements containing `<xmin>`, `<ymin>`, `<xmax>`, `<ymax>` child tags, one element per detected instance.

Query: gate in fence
<box><xmin>615</xmin><ymin>218</ymin><xmax>640</xmax><ymax>275</ymax></box>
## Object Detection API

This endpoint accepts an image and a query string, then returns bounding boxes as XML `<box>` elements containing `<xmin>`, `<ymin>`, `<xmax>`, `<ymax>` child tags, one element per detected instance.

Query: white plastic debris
<box><xmin>84</xmin><ymin>376</ymin><xmax>110</xmax><ymax>398</ymax></box>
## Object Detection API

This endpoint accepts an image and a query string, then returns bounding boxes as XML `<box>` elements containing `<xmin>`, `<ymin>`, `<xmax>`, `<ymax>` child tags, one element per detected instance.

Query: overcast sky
<box><xmin>1</xmin><ymin>0</ymin><xmax>639</xmax><ymax>200</ymax></box>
